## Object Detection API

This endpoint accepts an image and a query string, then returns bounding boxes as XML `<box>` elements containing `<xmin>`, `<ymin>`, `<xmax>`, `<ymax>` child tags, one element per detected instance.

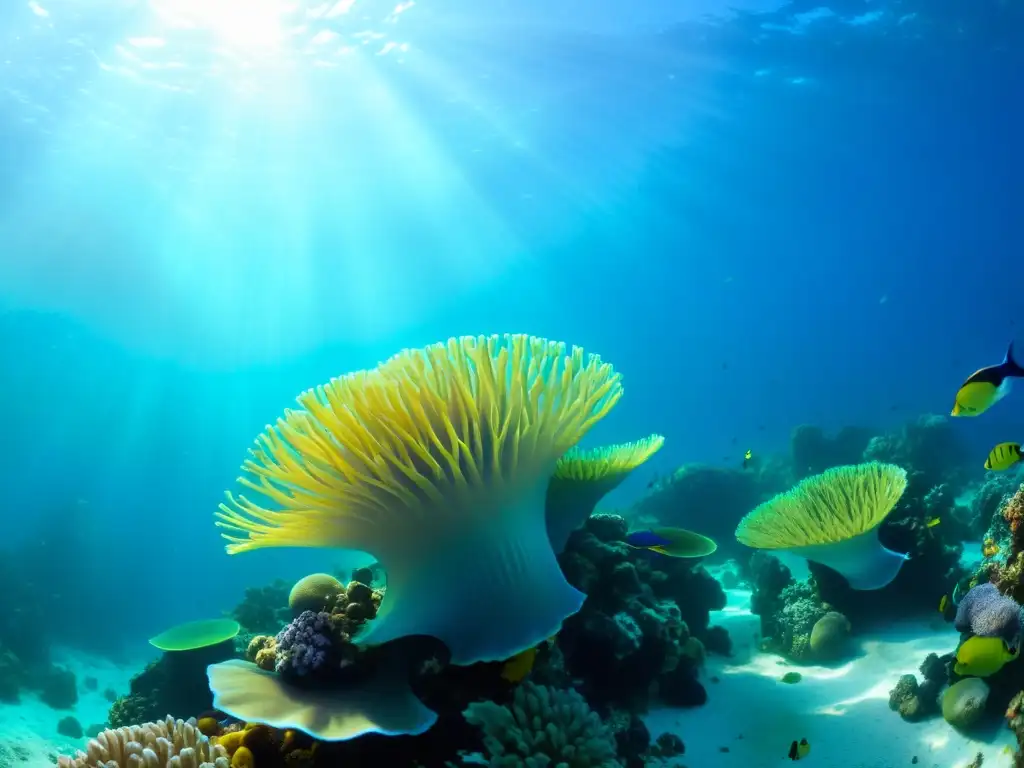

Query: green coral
<box><xmin>464</xmin><ymin>682</ymin><xmax>621</xmax><ymax>767</ymax></box>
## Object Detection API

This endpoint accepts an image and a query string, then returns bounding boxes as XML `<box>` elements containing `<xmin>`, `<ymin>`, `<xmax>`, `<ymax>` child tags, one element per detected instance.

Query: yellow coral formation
<box><xmin>216</xmin><ymin>334</ymin><xmax>622</xmax><ymax>554</ymax></box>
<box><xmin>230</xmin><ymin>746</ymin><xmax>255</xmax><ymax>767</ymax></box>
<box><xmin>545</xmin><ymin>435</ymin><xmax>664</xmax><ymax>553</ymax></box>
<box><xmin>246</xmin><ymin>635</ymin><xmax>278</xmax><ymax>672</ymax></box>
<box><xmin>736</xmin><ymin>462</ymin><xmax>907</xmax><ymax>549</ymax></box>
<box><xmin>214</xmin><ymin>334</ymin><xmax>623</xmax><ymax>664</ymax></box>
<box><xmin>552</xmin><ymin>435</ymin><xmax>664</xmax><ymax>482</ymax></box>
<box><xmin>196</xmin><ymin>717</ymin><xmax>220</xmax><ymax>738</ymax></box>
<box><xmin>57</xmin><ymin>716</ymin><xmax>229</xmax><ymax>768</ymax></box>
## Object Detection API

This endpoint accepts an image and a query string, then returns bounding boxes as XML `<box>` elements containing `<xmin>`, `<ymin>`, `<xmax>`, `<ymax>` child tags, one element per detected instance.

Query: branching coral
<box><xmin>57</xmin><ymin>716</ymin><xmax>228</xmax><ymax>768</ymax></box>
<box><xmin>464</xmin><ymin>682</ymin><xmax>621</xmax><ymax>767</ymax></box>
<box><xmin>215</xmin><ymin>334</ymin><xmax>623</xmax><ymax>665</ymax></box>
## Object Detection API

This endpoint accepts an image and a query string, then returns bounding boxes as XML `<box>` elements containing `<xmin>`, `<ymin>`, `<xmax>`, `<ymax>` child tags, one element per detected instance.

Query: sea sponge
<box><xmin>735</xmin><ymin>462</ymin><xmax>909</xmax><ymax>590</ymax></box>
<box><xmin>942</xmin><ymin>677</ymin><xmax>990</xmax><ymax>730</ymax></box>
<box><xmin>463</xmin><ymin>681</ymin><xmax>620</xmax><ymax>767</ymax></box>
<box><xmin>955</xmin><ymin>582</ymin><xmax>1024</xmax><ymax>646</ymax></box>
<box><xmin>56</xmin><ymin>716</ymin><xmax>229</xmax><ymax>768</ymax></box>
<box><xmin>288</xmin><ymin>574</ymin><xmax>344</xmax><ymax>617</ymax></box>
<box><xmin>215</xmin><ymin>334</ymin><xmax>623</xmax><ymax>665</ymax></box>
<box><xmin>207</xmin><ymin>655</ymin><xmax>436</xmax><ymax>741</ymax></box>
<box><xmin>809</xmin><ymin>611</ymin><xmax>852</xmax><ymax>660</ymax></box>
<box><xmin>546</xmin><ymin>435</ymin><xmax>665</xmax><ymax>553</ymax></box>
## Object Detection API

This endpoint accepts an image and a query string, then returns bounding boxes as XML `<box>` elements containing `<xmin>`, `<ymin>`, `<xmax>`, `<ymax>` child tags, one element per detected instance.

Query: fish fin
<box><xmin>1007</xmin><ymin>342</ymin><xmax>1024</xmax><ymax>377</ymax></box>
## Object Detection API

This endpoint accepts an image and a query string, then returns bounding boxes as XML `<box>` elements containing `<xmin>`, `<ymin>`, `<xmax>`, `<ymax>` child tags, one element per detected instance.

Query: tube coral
<box><xmin>215</xmin><ymin>334</ymin><xmax>623</xmax><ymax>665</ymax></box>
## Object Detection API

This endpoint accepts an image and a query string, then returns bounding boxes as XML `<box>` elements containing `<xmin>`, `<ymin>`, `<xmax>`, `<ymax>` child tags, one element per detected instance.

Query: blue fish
<box><xmin>625</xmin><ymin>529</ymin><xmax>672</xmax><ymax>548</ymax></box>
<box><xmin>624</xmin><ymin>527</ymin><xmax>718</xmax><ymax>558</ymax></box>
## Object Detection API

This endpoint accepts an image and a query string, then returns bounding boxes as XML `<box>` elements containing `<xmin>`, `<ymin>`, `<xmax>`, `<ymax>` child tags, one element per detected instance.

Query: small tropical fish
<box><xmin>985</xmin><ymin>442</ymin><xmax>1023</xmax><ymax>471</ymax></box>
<box><xmin>501</xmin><ymin>647</ymin><xmax>538</xmax><ymax>683</ymax></box>
<box><xmin>951</xmin><ymin>342</ymin><xmax>1024</xmax><ymax>417</ymax></box>
<box><xmin>954</xmin><ymin>635</ymin><xmax>1019</xmax><ymax>677</ymax></box>
<box><xmin>788</xmin><ymin>738</ymin><xmax>810</xmax><ymax>760</ymax></box>
<box><xmin>926</xmin><ymin>517</ymin><xmax>941</xmax><ymax>528</ymax></box>
<box><xmin>743</xmin><ymin>449</ymin><xmax>753</xmax><ymax>469</ymax></box>
<box><xmin>939</xmin><ymin>595</ymin><xmax>949</xmax><ymax>613</ymax></box>
<box><xmin>624</xmin><ymin>527</ymin><xmax>718</xmax><ymax>558</ymax></box>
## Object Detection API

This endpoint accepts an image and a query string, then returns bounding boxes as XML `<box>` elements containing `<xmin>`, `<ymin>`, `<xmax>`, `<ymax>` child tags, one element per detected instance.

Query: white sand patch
<box><xmin>646</xmin><ymin>588</ymin><xmax>1018</xmax><ymax>768</ymax></box>
<box><xmin>0</xmin><ymin>647</ymin><xmax>150</xmax><ymax>766</ymax></box>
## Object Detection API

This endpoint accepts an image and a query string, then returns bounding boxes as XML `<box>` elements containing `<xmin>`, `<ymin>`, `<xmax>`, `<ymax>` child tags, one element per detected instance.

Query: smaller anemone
<box><xmin>546</xmin><ymin>435</ymin><xmax>665</xmax><ymax>553</ymax></box>
<box><xmin>735</xmin><ymin>462</ymin><xmax>909</xmax><ymax>590</ymax></box>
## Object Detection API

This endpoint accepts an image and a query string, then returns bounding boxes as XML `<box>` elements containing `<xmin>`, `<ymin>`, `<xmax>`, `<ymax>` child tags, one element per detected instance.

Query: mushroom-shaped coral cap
<box><xmin>289</xmin><ymin>573</ymin><xmax>345</xmax><ymax>616</ymax></box>
<box><xmin>207</xmin><ymin>658</ymin><xmax>437</xmax><ymax>741</ymax></box>
<box><xmin>215</xmin><ymin>334</ymin><xmax>624</xmax><ymax>665</ymax></box>
<box><xmin>734</xmin><ymin>462</ymin><xmax>909</xmax><ymax>591</ymax></box>
<box><xmin>149</xmin><ymin>618</ymin><xmax>241</xmax><ymax>652</ymax></box>
<box><xmin>545</xmin><ymin>434</ymin><xmax>664</xmax><ymax>553</ymax></box>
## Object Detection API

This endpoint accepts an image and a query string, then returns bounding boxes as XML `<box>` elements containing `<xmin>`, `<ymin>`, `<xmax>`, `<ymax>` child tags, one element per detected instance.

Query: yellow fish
<box><xmin>939</xmin><ymin>595</ymin><xmax>949</xmax><ymax>613</ymax></box>
<box><xmin>788</xmin><ymin>739</ymin><xmax>810</xmax><ymax>761</ymax></box>
<box><xmin>954</xmin><ymin>635</ymin><xmax>1018</xmax><ymax>677</ymax></box>
<box><xmin>986</xmin><ymin>442</ymin><xmax>1023</xmax><ymax>471</ymax></box>
<box><xmin>952</xmin><ymin>342</ymin><xmax>1024</xmax><ymax>417</ymax></box>
<box><xmin>926</xmin><ymin>517</ymin><xmax>941</xmax><ymax>528</ymax></box>
<box><xmin>501</xmin><ymin>647</ymin><xmax>537</xmax><ymax>683</ymax></box>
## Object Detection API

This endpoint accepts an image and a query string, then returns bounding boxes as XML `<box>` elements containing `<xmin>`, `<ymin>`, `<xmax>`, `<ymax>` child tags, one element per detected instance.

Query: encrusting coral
<box><xmin>57</xmin><ymin>716</ymin><xmax>228</xmax><ymax>768</ymax></box>
<box><xmin>463</xmin><ymin>681</ymin><xmax>621</xmax><ymax>767</ymax></box>
<box><xmin>215</xmin><ymin>334</ymin><xmax>623</xmax><ymax>666</ymax></box>
<box><xmin>545</xmin><ymin>435</ymin><xmax>665</xmax><ymax>554</ymax></box>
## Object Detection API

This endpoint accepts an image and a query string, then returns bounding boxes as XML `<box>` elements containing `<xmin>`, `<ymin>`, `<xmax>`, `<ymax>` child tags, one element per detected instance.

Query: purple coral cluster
<box><xmin>955</xmin><ymin>583</ymin><xmax>1024</xmax><ymax>646</ymax></box>
<box><xmin>275</xmin><ymin>610</ymin><xmax>333</xmax><ymax>677</ymax></box>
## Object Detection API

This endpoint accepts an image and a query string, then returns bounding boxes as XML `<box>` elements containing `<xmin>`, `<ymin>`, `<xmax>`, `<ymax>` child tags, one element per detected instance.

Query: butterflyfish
<box><xmin>624</xmin><ymin>527</ymin><xmax>718</xmax><ymax>558</ymax></box>
<box><xmin>788</xmin><ymin>739</ymin><xmax>810</xmax><ymax>760</ymax></box>
<box><xmin>985</xmin><ymin>442</ymin><xmax>1023</xmax><ymax>471</ymax></box>
<box><xmin>952</xmin><ymin>342</ymin><xmax>1024</xmax><ymax>417</ymax></box>
<box><xmin>743</xmin><ymin>449</ymin><xmax>753</xmax><ymax>469</ymax></box>
<box><xmin>954</xmin><ymin>635</ymin><xmax>1018</xmax><ymax>677</ymax></box>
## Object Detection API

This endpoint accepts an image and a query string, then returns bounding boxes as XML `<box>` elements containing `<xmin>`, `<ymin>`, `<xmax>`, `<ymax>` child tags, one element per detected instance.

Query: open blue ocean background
<box><xmin>0</xmin><ymin>0</ymin><xmax>1020</xmax><ymax>654</ymax></box>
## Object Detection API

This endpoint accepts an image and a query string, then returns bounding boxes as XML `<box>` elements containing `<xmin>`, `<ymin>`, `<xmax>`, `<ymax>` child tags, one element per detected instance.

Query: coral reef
<box><xmin>749</xmin><ymin>557</ymin><xmax>829</xmax><ymax>662</ymax></box>
<box><xmin>463</xmin><ymin>681</ymin><xmax>621</xmax><ymax>767</ymax></box>
<box><xmin>557</xmin><ymin>513</ymin><xmax>726</xmax><ymax>711</ymax></box>
<box><xmin>862</xmin><ymin>415</ymin><xmax>969</xmax><ymax>502</ymax></box>
<box><xmin>57</xmin><ymin>716</ymin><xmax>229</xmax><ymax>768</ymax></box>
<box><xmin>231</xmin><ymin>579</ymin><xmax>291</xmax><ymax>636</ymax></box>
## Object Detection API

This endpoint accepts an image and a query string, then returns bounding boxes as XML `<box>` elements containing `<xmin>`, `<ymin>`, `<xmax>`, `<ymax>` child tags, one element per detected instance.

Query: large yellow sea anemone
<box><xmin>216</xmin><ymin>334</ymin><xmax>623</xmax><ymax>664</ymax></box>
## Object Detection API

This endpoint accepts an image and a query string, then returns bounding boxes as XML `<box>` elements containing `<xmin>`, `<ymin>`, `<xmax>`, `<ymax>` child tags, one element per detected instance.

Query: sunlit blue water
<box><xmin>0</xmin><ymin>0</ymin><xmax>1021</xmax><ymax>655</ymax></box>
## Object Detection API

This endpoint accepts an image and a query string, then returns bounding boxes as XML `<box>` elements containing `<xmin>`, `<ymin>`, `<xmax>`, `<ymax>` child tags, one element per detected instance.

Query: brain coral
<box><xmin>288</xmin><ymin>573</ymin><xmax>345</xmax><ymax>616</ymax></box>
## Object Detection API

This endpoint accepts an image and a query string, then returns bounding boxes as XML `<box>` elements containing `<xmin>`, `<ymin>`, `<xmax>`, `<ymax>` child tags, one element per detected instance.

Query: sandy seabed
<box><xmin>647</xmin><ymin>587</ymin><xmax>1018</xmax><ymax>768</ymax></box>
